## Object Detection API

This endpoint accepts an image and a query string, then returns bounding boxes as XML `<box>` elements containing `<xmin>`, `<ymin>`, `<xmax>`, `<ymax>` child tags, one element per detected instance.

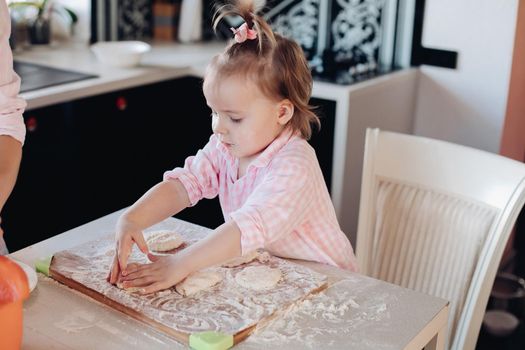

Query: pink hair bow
<box><xmin>230</xmin><ymin>23</ymin><xmax>257</xmax><ymax>43</ymax></box>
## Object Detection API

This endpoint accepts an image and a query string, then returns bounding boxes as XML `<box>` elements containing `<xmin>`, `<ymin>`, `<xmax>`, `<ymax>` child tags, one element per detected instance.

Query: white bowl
<box><xmin>90</xmin><ymin>41</ymin><xmax>151</xmax><ymax>68</ymax></box>
<box><xmin>9</xmin><ymin>258</ymin><xmax>38</xmax><ymax>293</ymax></box>
<box><xmin>483</xmin><ymin>310</ymin><xmax>519</xmax><ymax>337</ymax></box>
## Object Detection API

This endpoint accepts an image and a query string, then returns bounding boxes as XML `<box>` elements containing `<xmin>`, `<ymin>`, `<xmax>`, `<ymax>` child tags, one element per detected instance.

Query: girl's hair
<box><xmin>208</xmin><ymin>0</ymin><xmax>320</xmax><ymax>140</ymax></box>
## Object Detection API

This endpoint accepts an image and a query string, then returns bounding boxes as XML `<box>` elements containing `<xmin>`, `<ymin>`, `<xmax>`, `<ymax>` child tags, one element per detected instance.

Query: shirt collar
<box><xmin>250</xmin><ymin>127</ymin><xmax>295</xmax><ymax>169</ymax></box>
<box><xmin>215</xmin><ymin>127</ymin><xmax>296</xmax><ymax>169</ymax></box>
<box><xmin>215</xmin><ymin>135</ymin><xmax>231</xmax><ymax>158</ymax></box>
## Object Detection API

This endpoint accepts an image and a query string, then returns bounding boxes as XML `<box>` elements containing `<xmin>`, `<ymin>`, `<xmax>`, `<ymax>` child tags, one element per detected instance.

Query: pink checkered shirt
<box><xmin>0</xmin><ymin>1</ymin><xmax>26</xmax><ymax>145</ymax></box>
<box><xmin>164</xmin><ymin>128</ymin><xmax>358</xmax><ymax>271</ymax></box>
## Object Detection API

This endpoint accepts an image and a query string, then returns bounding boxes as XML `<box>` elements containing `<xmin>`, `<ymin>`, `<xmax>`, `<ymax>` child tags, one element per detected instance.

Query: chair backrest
<box><xmin>356</xmin><ymin>128</ymin><xmax>525</xmax><ymax>350</ymax></box>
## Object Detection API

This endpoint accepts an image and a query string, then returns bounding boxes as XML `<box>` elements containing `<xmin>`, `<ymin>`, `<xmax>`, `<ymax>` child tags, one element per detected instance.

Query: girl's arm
<box><xmin>110</xmin><ymin>136</ymin><xmax>223</xmax><ymax>284</ymax></box>
<box><xmin>108</xmin><ymin>179</ymin><xmax>191</xmax><ymax>283</ymax></box>
<box><xmin>180</xmin><ymin>220</ymin><xmax>242</xmax><ymax>272</ymax></box>
<box><xmin>119</xmin><ymin>220</ymin><xmax>242</xmax><ymax>294</ymax></box>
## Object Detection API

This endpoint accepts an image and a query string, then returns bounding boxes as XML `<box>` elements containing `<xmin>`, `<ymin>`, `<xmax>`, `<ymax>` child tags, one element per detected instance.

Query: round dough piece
<box><xmin>221</xmin><ymin>250</ymin><xmax>271</xmax><ymax>268</ymax></box>
<box><xmin>146</xmin><ymin>230</ymin><xmax>184</xmax><ymax>252</ymax></box>
<box><xmin>176</xmin><ymin>271</ymin><xmax>223</xmax><ymax>297</ymax></box>
<box><xmin>235</xmin><ymin>266</ymin><xmax>282</xmax><ymax>290</ymax></box>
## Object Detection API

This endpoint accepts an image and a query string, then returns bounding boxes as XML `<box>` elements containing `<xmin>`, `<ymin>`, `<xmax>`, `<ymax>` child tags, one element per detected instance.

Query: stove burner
<box><xmin>14</xmin><ymin>61</ymin><xmax>98</xmax><ymax>93</ymax></box>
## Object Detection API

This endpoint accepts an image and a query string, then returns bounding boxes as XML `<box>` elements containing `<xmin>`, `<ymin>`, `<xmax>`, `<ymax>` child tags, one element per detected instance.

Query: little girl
<box><xmin>109</xmin><ymin>0</ymin><xmax>358</xmax><ymax>293</ymax></box>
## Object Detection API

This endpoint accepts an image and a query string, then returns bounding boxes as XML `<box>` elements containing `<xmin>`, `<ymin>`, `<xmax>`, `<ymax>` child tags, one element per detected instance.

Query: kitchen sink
<box><xmin>13</xmin><ymin>61</ymin><xmax>98</xmax><ymax>93</ymax></box>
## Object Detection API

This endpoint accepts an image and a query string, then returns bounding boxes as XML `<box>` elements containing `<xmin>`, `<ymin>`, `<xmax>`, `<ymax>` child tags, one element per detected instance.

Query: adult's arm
<box><xmin>0</xmin><ymin>1</ymin><xmax>26</xmax><ymax>235</ymax></box>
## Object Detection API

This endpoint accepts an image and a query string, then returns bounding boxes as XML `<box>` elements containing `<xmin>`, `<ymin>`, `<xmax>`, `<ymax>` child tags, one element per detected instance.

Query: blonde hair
<box><xmin>208</xmin><ymin>0</ymin><xmax>320</xmax><ymax>140</ymax></box>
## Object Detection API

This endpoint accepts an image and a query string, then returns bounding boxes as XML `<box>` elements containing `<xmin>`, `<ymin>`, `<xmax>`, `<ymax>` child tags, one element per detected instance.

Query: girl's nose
<box><xmin>212</xmin><ymin>114</ymin><xmax>227</xmax><ymax>135</ymax></box>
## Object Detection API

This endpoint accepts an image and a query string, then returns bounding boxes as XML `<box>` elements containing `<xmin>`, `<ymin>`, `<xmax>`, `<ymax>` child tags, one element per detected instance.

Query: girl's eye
<box><xmin>210</xmin><ymin>111</ymin><xmax>241</xmax><ymax>123</ymax></box>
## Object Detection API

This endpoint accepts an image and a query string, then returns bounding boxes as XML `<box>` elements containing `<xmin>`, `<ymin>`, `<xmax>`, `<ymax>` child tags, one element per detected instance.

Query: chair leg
<box><xmin>424</xmin><ymin>326</ymin><xmax>447</xmax><ymax>350</ymax></box>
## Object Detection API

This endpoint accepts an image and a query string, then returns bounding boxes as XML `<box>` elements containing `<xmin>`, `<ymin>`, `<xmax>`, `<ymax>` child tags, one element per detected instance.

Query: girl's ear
<box><xmin>277</xmin><ymin>99</ymin><xmax>294</xmax><ymax>125</ymax></box>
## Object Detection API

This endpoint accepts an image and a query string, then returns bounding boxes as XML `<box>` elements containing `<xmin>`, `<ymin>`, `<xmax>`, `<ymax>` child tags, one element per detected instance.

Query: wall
<box><xmin>500</xmin><ymin>0</ymin><xmax>525</xmax><ymax>162</ymax></box>
<box><xmin>499</xmin><ymin>0</ymin><xmax>525</xmax><ymax>265</ymax></box>
<box><xmin>413</xmin><ymin>0</ymin><xmax>519</xmax><ymax>153</ymax></box>
<box><xmin>60</xmin><ymin>0</ymin><xmax>90</xmax><ymax>43</ymax></box>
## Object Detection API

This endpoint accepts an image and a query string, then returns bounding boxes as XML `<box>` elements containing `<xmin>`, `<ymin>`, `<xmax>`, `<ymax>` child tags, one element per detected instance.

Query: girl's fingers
<box><xmin>123</xmin><ymin>275</ymin><xmax>155</xmax><ymax>288</ymax></box>
<box><xmin>122</xmin><ymin>264</ymin><xmax>143</xmax><ymax>279</ymax></box>
<box><xmin>113</xmin><ymin>253</ymin><xmax>179</xmax><ymax>294</ymax></box>
<box><xmin>122</xmin><ymin>262</ymin><xmax>158</xmax><ymax>279</ymax></box>
<box><xmin>116</xmin><ymin>232</ymin><xmax>148</xmax><ymax>271</ymax></box>
<box><xmin>148</xmin><ymin>253</ymin><xmax>161</xmax><ymax>262</ymax></box>
<box><xmin>108</xmin><ymin>253</ymin><xmax>121</xmax><ymax>284</ymax></box>
<box><xmin>126</xmin><ymin>263</ymin><xmax>140</xmax><ymax>270</ymax></box>
<box><xmin>117</xmin><ymin>238</ymin><xmax>133</xmax><ymax>271</ymax></box>
<box><xmin>140</xmin><ymin>282</ymin><xmax>169</xmax><ymax>295</ymax></box>
<box><xmin>134</xmin><ymin>233</ymin><xmax>149</xmax><ymax>255</ymax></box>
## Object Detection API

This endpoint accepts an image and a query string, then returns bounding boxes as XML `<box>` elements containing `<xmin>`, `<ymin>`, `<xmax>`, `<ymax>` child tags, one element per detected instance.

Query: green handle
<box><xmin>35</xmin><ymin>256</ymin><xmax>53</xmax><ymax>276</ymax></box>
<box><xmin>189</xmin><ymin>331</ymin><xmax>233</xmax><ymax>350</ymax></box>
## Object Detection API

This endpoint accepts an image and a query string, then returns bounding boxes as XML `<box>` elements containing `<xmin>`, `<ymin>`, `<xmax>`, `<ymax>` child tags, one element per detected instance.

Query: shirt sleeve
<box><xmin>0</xmin><ymin>1</ymin><xmax>27</xmax><ymax>145</ymax></box>
<box><xmin>229</xmin><ymin>151</ymin><xmax>315</xmax><ymax>254</ymax></box>
<box><xmin>163</xmin><ymin>136</ymin><xmax>221</xmax><ymax>206</ymax></box>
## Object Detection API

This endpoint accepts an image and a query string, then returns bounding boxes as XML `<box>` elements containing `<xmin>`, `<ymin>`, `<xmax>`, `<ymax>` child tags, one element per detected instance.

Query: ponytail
<box><xmin>213</xmin><ymin>0</ymin><xmax>275</xmax><ymax>54</ymax></box>
<box><xmin>208</xmin><ymin>0</ymin><xmax>321</xmax><ymax>140</ymax></box>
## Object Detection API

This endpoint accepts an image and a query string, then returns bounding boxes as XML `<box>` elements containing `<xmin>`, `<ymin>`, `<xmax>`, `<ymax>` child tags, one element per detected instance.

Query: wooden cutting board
<box><xmin>49</xmin><ymin>221</ymin><xmax>328</xmax><ymax>346</ymax></box>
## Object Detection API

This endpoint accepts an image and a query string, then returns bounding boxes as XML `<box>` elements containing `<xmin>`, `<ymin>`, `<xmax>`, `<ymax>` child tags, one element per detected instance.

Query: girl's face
<box><xmin>203</xmin><ymin>74</ymin><xmax>292</xmax><ymax>163</ymax></box>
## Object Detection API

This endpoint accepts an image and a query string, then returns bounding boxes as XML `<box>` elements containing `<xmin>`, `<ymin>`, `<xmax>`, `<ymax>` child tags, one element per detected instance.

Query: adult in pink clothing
<box><xmin>0</xmin><ymin>0</ymin><xmax>27</xmax><ymax>255</ymax></box>
<box><xmin>109</xmin><ymin>0</ymin><xmax>358</xmax><ymax>293</ymax></box>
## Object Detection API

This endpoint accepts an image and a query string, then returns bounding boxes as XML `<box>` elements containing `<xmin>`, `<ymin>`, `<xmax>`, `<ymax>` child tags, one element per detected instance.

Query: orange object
<box><xmin>0</xmin><ymin>256</ymin><xmax>30</xmax><ymax>350</ymax></box>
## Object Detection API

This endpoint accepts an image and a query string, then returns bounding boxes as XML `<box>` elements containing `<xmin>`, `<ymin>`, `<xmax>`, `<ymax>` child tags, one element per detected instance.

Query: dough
<box><xmin>235</xmin><ymin>266</ymin><xmax>282</xmax><ymax>290</ymax></box>
<box><xmin>115</xmin><ymin>263</ymin><xmax>143</xmax><ymax>292</ymax></box>
<box><xmin>221</xmin><ymin>250</ymin><xmax>271</xmax><ymax>268</ymax></box>
<box><xmin>176</xmin><ymin>271</ymin><xmax>223</xmax><ymax>297</ymax></box>
<box><xmin>146</xmin><ymin>230</ymin><xmax>184</xmax><ymax>252</ymax></box>
<box><xmin>116</xmin><ymin>282</ymin><xmax>142</xmax><ymax>293</ymax></box>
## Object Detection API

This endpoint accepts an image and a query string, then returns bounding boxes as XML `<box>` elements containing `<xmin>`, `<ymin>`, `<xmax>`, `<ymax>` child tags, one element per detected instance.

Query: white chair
<box><xmin>356</xmin><ymin>128</ymin><xmax>525</xmax><ymax>350</ymax></box>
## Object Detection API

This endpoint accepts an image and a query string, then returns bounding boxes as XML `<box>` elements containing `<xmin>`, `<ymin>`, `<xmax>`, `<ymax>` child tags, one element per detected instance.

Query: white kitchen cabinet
<box><xmin>312</xmin><ymin>68</ymin><xmax>418</xmax><ymax>245</ymax></box>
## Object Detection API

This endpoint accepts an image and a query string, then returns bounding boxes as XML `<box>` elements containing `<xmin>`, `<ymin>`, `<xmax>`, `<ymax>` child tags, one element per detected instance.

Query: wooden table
<box><xmin>11</xmin><ymin>209</ymin><xmax>449</xmax><ymax>349</ymax></box>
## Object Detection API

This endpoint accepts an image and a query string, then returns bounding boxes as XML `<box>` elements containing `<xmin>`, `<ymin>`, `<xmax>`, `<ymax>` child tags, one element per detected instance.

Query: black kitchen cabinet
<box><xmin>2</xmin><ymin>77</ymin><xmax>336</xmax><ymax>252</ymax></box>
<box><xmin>309</xmin><ymin>97</ymin><xmax>335</xmax><ymax>192</ymax></box>
<box><xmin>3</xmin><ymin>77</ymin><xmax>222</xmax><ymax>251</ymax></box>
<box><xmin>68</xmin><ymin>77</ymin><xmax>225</xmax><ymax>232</ymax></box>
<box><xmin>2</xmin><ymin>103</ymin><xmax>79</xmax><ymax>251</ymax></box>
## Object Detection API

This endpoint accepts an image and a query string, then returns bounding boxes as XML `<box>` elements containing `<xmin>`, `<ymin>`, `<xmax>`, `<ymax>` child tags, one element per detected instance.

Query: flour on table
<box><xmin>221</xmin><ymin>250</ymin><xmax>271</xmax><ymax>268</ymax></box>
<box><xmin>49</xmin><ymin>221</ymin><xmax>328</xmax><ymax>335</ymax></box>
<box><xmin>243</xmin><ymin>279</ymin><xmax>393</xmax><ymax>349</ymax></box>
<box><xmin>53</xmin><ymin>309</ymin><xmax>97</xmax><ymax>333</ymax></box>
<box><xmin>175</xmin><ymin>270</ymin><xmax>223</xmax><ymax>297</ymax></box>
<box><xmin>145</xmin><ymin>230</ymin><xmax>184</xmax><ymax>252</ymax></box>
<box><xmin>235</xmin><ymin>266</ymin><xmax>282</xmax><ymax>290</ymax></box>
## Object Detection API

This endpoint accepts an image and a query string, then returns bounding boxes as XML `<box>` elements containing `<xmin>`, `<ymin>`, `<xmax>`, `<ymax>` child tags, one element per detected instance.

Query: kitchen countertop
<box><xmin>14</xmin><ymin>40</ymin><xmax>415</xmax><ymax>111</ymax></box>
<box><xmin>14</xmin><ymin>41</ymin><xmax>227</xmax><ymax>110</ymax></box>
<box><xmin>11</xmin><ymin>209</ymin><xmax>449</xmax><ymax>349</ymax></box>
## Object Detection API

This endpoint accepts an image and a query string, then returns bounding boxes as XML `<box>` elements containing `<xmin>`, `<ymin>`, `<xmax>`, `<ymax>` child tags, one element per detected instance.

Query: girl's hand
<box><xmin>107</xmin><ymin>218</ymin><xmax>149</xmax><ymax>284</ymax></box>
<box><xmin>118</xmin><ymin>253</ymin><xmax>191</xmax><ymax>294</ymax></box>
